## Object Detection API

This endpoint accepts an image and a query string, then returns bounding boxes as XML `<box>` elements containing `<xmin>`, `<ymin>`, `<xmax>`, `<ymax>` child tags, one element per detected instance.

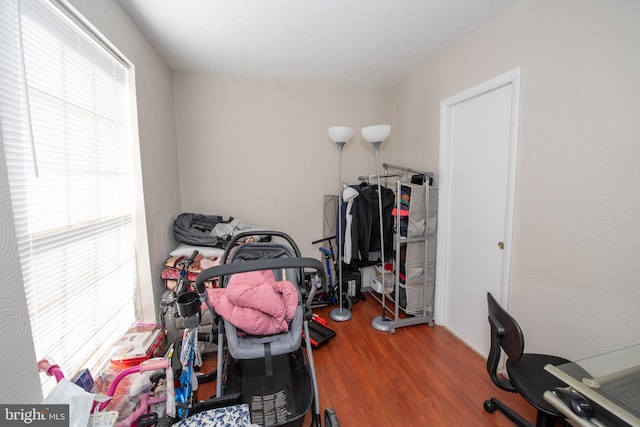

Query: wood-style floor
<box><xmin>197</xmin><ymin>295</ymin><xmax>539</xmax><ymax>426</ymax></box>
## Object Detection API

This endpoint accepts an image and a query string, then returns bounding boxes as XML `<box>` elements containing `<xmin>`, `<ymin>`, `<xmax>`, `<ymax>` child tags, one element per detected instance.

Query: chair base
<box><xmin>484</xmin><ymin>397</ymin><xmax>558</xmax><ymax>427</ymax></box>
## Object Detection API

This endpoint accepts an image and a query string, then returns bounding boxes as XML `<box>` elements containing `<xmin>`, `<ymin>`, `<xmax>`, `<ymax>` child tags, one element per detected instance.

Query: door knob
<box><xmin>498</xmin><ymin>242</ymin><xmax>504</xmax><ymax>250</ymax></box>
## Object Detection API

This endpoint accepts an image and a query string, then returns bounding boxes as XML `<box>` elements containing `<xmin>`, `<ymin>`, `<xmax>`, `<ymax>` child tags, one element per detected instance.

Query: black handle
<box><xmin>311</xmin><ymin>235</ymin><xmax>336</xmax><ymax>245</ymax></box>
<box><xmin>220</xmin><ymin>230</ymin><xmax>302</xmax><ymax>263</ymax></box>
<box><xmin>195</xmin><ymin>257</ymin><xmax>326</xmax><ymax>294</ymax></box>
<box><xmin>178</xmin><ymin>250</ymin><xmax>199</xmax><ymax>268</ymax></box>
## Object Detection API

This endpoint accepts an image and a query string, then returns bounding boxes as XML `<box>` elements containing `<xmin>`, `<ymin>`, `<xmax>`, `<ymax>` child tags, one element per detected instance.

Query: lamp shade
<box><xmin>361</xmin><ymin>125</ymin><xmax>391</xmax><ymax>143</ymax></box>
<box><xmin>328</xmin><ymin>126</ymin><xmax>354</xmax><ymax>143</ymax></box>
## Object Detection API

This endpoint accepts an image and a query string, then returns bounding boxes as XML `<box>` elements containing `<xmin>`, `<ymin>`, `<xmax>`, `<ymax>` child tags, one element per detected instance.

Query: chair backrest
<box><xmin>486</xmin><ymin>292</ymin><xmax>526</xmax><ymax>392</ymax></box>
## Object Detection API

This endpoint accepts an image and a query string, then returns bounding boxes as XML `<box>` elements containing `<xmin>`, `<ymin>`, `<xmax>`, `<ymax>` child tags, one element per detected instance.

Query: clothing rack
<box><xmin>352</xmin><ymin>171</ymin><xmax>400</xmax><ymax>321</ymax></box>
<box><xmin>382</xmin><ymin>163</ymin><xmax>434</xmax><ymax>181</ymax></box>
<box><xmin>357</xmin><ymin>172</ymin><xmax>403</xmax><ymax>181</ymax></box>
<box><xmin>357</xmin><ymin>164</ymin><xmax>437</xmax><ymax>332</ymax></box>
<box><xmin>349</xmin><ymin>172</ymin><xmax>400</xmax><ymax>328</ymax></box>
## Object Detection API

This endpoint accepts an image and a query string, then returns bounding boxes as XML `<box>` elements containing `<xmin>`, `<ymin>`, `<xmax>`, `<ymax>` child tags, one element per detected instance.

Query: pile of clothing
<box><xmin>205</xmin><ymin>269</ymin><xmax>298</xmax><ymax>336</ymax></box>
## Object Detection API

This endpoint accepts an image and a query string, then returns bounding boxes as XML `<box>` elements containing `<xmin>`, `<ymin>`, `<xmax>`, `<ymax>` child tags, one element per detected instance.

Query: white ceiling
<box><xmin>117</xmin><ymin>0</ymin><xmax>517</xmax><ymax>85</ymax></box>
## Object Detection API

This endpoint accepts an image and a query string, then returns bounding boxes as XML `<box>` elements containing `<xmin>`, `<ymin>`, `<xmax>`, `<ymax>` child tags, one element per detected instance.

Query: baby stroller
<box><xmin>193</xmin><ymin>230</ymin><xmax>339</xmax><ymax>427</ymax></box>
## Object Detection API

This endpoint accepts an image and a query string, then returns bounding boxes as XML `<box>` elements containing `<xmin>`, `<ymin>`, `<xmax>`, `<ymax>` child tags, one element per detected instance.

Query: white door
<box><xmin>435</xmin><ymin>69</ymin><xmax>520</xmax><ymax>357</ymax></box>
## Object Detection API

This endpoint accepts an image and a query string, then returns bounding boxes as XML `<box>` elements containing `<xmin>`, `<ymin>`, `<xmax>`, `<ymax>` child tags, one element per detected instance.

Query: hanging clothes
<box><xmin>341</xmin><ymin>186</ymin><xmax>359</xmax><ymax>264</ymax></box>
<box><xmin>347</xmin><ymin>183</ymin><xmax>395</xmax><ymax>262</ymax></box>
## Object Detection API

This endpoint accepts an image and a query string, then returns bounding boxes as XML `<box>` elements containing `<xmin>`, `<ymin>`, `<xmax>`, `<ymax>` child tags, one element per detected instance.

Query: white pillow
<box><xmin>169</xmin><ymin>243</ymin><xmax>224</xmax><ymax>258</ymax></box>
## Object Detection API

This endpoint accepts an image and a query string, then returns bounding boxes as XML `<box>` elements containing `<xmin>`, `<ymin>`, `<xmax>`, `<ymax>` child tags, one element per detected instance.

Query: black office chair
<box><xmin>484</xmin><ymin>292</ymin><xmax>570</xmax><ymax>427</ymax></box>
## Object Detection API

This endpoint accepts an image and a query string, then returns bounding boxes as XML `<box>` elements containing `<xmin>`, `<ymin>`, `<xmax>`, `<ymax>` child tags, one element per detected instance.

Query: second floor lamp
<box><xmin>361</xmin><ymin>124</ymin><xmax>392</xmax><ymax>331</ymax></box>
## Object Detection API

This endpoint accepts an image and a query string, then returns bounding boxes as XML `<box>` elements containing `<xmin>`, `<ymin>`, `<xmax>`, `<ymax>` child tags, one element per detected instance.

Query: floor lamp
<box><xmin>361</xmin><ymin>124</ymin><xmax>392</xmax><ymax>332</ymax></box>
<box><xmin>328</xmin><ymin>126</ymin><xmax>354</xmax><ymax>322</ymax></box>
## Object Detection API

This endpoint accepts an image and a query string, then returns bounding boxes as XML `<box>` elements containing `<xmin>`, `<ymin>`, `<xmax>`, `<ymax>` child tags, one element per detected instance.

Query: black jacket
<box><xmin>349</xmin><ymin>184</ymin><xmax>395</xmax><ymax>261</ymax></box>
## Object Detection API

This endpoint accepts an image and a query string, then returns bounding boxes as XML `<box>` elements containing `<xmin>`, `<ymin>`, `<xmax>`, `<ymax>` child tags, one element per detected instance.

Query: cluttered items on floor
<box><xmin>172</xmin><ymin>213</ymin><xmax>269</xmax><ymax>250</ymax></box>
<box><xmin>109</xmin><ymin>323</ymin><xmax>165</xmax><ymax>368</ymax></box>
<box><xmin>39</xmin><ymin>328</ymin><xmax>172</xmax><ymax>427</ymax></box>
<box><xmin>162</xmin><ymin>213</ymin><xmax>274</xmax><ymax>345</ymax></box>
<box><xmin>38</xmin><ymin>230</ymin><xmax>339</xmax><ymax>427</ymax></box>
<box><xmin>303</xmin><ymin>314</ymin><xmax>337</xmax><ymax>348</ymax></box>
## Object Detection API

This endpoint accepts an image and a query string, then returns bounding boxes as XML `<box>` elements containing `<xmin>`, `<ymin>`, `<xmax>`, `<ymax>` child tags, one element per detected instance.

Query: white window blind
<box><xmin>0</xmin><ymin>0</ymin><xmax>138</xmax><ymax>395</ymax></box>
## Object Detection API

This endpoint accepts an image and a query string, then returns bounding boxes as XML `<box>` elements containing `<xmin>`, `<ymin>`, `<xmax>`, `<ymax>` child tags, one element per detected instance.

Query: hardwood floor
<box><xmin>305</xmin><ymin>296</ymin><xmax>538</xmax><ymax>426</ymax></box>
<box><xmin>197</xmin><ymin>295</ymin><xmax>539</xmax><ymax>426</ymax></box>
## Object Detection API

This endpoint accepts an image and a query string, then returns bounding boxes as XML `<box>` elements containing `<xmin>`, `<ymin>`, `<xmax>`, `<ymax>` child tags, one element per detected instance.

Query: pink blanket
<box><xmin>206</xmin><ymin>269</ymin><xmax>298</xmax><ymax>335</ymax></box>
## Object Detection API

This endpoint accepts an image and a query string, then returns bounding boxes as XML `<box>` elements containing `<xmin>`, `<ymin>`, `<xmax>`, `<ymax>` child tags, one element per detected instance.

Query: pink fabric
<box><xmin>205</xmin><ymin>269</ymin><xmax>298</xmax><ymax>335</ymax></box>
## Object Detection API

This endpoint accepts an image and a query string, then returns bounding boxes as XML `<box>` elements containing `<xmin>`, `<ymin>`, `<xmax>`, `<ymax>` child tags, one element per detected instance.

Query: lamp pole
<box><xmin>328</xmin><ymin>127</ymin><xmax>353</xmax><ymax>322</ymax></box>
<box><xmin>370</xmin><ymin>140</ymin><xmax>390</xmax><ymax>331</ymax></box>
<box><xmin>360</xmin><ymin>125</ymin><xmax>392</xmax><ymax>332</ymax></box>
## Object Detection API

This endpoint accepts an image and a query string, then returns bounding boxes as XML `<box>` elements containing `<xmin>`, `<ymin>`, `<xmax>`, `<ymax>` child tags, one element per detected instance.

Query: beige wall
<box><xmin>394</xmin><ymin>0</ymin><xmax>640</xmax><ymax>359</ymax></box>
<box><xmin>173</xmin><ymin>73</ymin><xmax>394</xmax><ymax>257</ymax></box>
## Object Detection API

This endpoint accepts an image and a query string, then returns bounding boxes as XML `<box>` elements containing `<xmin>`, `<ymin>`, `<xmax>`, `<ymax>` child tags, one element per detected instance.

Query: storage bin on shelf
<box><xmin>372</xmin><ymin>264</ymin><xmax>395</xmax><ymax>294</ymax></box>
<box><xmin>390</xmin><ymin>182</ymin><xmax>437</xmax><ymax>317</ymax></box>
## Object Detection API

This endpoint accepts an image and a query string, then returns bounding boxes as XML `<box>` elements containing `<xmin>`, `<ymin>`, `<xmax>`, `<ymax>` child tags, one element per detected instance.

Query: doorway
<box><xmin>434</xmin><ymin>69</ymin><xmax>521</xmax><ymax>357</ymax></box>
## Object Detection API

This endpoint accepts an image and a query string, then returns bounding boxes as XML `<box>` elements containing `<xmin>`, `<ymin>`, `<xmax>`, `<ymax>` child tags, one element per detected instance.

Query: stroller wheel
<box><xmin>324</xmin><ymin>408</ymin><xmax>339</xmax><ymax>427</ymax></box>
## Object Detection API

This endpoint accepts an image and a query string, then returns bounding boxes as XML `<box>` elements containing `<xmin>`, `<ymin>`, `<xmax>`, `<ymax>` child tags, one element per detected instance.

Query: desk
<box><xmin>544</xmin><ymin>344</ymin><xmax>640</xmax><ymax>427</ymax></box>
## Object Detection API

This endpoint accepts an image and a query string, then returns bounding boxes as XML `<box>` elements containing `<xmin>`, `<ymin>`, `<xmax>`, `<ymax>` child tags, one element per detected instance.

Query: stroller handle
<box><xmin>195</xmin><ymin>256</ymin><xmax>326</xmax><ymax>299</ymax></box>
<box><xmin>221</xmin><ymin>230</ymin><xmax>302</xmax><ymax>263</ymax></box>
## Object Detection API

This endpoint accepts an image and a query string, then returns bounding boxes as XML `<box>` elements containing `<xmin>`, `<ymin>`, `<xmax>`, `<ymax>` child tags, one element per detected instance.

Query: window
<box><xmin>0</xmin><ymin>0</ymin><xmax>139</xmax><ymax>394</ymax></box>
